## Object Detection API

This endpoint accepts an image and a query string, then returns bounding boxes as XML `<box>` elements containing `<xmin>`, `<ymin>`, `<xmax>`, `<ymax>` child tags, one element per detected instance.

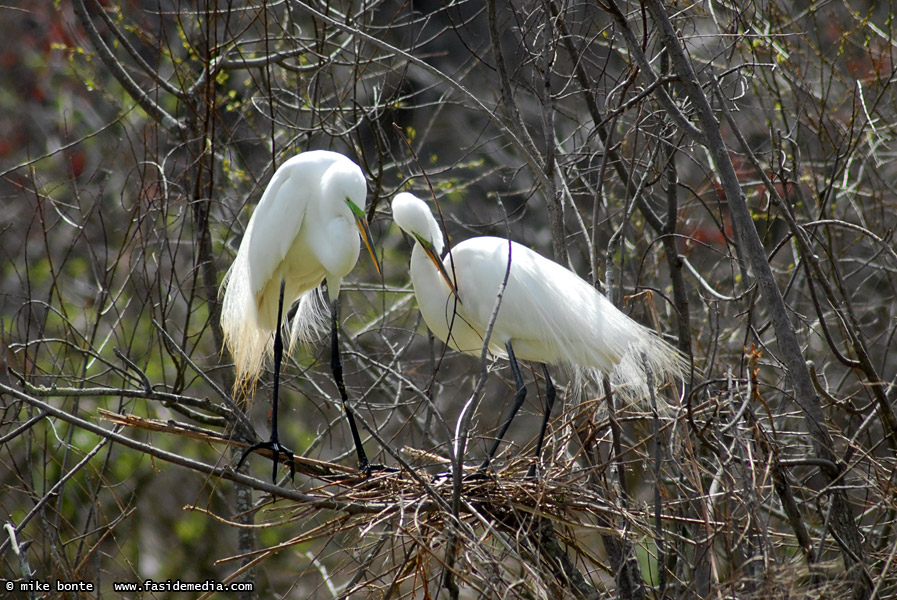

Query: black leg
<box><xmin>526</xmin><ymin>364</ymin><xmax>556</xmax><ymax>479</ymax></box>
<box><xmin>329</xmin><ymin>296</ymin><xmax>371</xmax><ymax>473</ymax></box>
<box><xmin>237</xmin><ymin>279</ymin><xmax>295</xmax><ymax>482</ymax></box>
<box><xmin>478</xmin><ymin>340</ymin><xmax>528</xmax><ymax>472</ymax></box>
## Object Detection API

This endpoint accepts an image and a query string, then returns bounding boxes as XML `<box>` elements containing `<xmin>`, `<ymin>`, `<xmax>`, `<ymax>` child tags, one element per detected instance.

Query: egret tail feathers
<box><xmin>527</xmin><ymin>283</ymin><xmax>687</xmax><ymax>406</ymax></box>
<box><xmin>220</xmin><ymin>254</ymin><xmax>271</xmax><ymax>393</ymax></box>
<box><xmin>609</xmin><ymin>329</ymin><xmax>688</xmax><ymax>405</ymax></box>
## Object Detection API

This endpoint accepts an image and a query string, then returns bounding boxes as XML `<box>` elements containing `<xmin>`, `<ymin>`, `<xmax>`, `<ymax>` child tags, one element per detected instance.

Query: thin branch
<box><xmin>72</xmin><ymin>0</ymin><xmax>186</xmax><ymax>134</ymax></box>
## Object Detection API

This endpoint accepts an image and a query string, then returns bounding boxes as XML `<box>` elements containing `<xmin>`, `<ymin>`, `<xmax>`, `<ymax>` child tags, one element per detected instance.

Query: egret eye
<box><xmin>345</xmin><ymin>197</ymin><xmax>366</xmax><ymax>220</ymax></box>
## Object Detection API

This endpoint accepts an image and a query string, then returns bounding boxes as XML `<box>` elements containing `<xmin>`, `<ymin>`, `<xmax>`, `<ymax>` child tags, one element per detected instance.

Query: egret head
<box><xmin>391</xmin><ymin>192</ymin><xmax>444</xmax><ymax>255</ymax></box>
<box><xmin>322</xmin><ymin>157</ymin><xmax>367</xmax><ymax>209</ymax></box>
<box><xmin>392</xmin><ymin>192</ymin><xmax>458</xmax><ymax>297</ymax></box>
<box><xmin>323</xmin><ymin>158</ymin><xmax>381</xmax><ymax>274</ymax></box>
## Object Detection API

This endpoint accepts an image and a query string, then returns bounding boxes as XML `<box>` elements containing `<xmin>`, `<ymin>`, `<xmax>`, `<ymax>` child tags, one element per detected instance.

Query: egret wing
<box><xmin>448</xmin><ymin>237</ymin><xmax>656</xmax><ymax>374</ymax></box>
<box><xmin>245</xmin><ymin>162</ymin><xmax>312</xmax><ymax>297</ymax></box>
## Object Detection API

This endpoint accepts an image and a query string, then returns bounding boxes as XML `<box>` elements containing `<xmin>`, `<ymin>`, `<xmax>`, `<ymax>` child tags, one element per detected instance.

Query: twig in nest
<box><xmin>98</xmin><ymin>408</ymin><xmax>352</xmax><ymax>480</ymax></box>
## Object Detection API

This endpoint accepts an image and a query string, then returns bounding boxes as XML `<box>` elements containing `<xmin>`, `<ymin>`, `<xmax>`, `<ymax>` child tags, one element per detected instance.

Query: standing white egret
<box><xmin>220</xmin><ymin>150</ymin><xmax>381</xmax><ymax>479</ymax></box>
<box><xmin>391</xmin><ymin>192</ymin><xmax>686</xmax><ymax>474</ymax></box>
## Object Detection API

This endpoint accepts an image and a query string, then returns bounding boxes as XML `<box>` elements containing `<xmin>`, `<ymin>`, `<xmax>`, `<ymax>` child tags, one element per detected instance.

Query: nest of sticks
<box><xmin>99</xmin><ymin>407</ymin><xmax>668</xmax><ymax>597</ymax></box>
<box><xmin>99</xmin><ymin>405</ymin><xmax>871</xmax><ymax>600</ymax></box>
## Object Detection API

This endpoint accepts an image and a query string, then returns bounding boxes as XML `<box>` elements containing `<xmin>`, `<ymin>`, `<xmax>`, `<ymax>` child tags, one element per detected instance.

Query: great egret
<box><xmin>391</xmin><ymin>192</ymin><xmax>686</xmax><ymax>474</ymax></box>
<box><xmin>220</xmin><ymin>150</ymin><xmax>381</xmax><ymax>479</ymax></box>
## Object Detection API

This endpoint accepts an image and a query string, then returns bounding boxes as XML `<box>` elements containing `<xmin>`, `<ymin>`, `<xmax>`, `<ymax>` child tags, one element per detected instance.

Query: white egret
<box><xmin>391</xmin><ymin>192</ymin><xmax>686</xmax><ymax>474</ymax></box>
<box><xmin>220</xmin><ymin>150</ymin><xmax>381</xmax><ymax>479</ymax></box>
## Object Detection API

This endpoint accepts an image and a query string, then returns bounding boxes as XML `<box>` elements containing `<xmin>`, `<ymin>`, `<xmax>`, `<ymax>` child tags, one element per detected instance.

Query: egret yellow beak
<box><xmin>347</xmin><ymin>199</ymin><xmax>381</xmax><ymax>275</ymax></box>
<box><xmin>415</xmin><ymin>234</ymin><xmax>459</xmax><ymax>299</ymax></box>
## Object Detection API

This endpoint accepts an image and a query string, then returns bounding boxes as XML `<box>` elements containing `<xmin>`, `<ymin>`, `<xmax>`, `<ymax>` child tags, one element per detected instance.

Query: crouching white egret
<box><xmin>220</xmin><ymin>150</ymin><xmax>381</xmax><ymax>480</ymax></box>
<box><xmin>391</xmin><ymin>192</ymin><xmax>686</xmax><ymax>475</ymax></box>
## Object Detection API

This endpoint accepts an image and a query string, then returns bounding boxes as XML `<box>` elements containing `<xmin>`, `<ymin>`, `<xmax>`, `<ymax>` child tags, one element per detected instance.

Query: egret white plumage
<box><xmin>391</xmin><ymin>192</ymin><xmax>685</xmax><ymax>474</ymax></box>
<box><xmin>220</xmin><ymin>150</ymin><xmax>381</xmax><ymax>479</ymax></box>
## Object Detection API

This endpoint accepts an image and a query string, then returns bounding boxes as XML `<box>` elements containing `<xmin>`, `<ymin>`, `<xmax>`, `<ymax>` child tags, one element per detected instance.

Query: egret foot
<box><xmin>358</xmin><ymin>460</ymin><xmax>399</xmax><ymax>477</ymax></box>
<box><xmin>237</xmin><ymin>439</ymin><xmax>296</xmax><ymax>483</ymax></box>
<box><xmin>430</xmin><ymin>466</ymin><xmax>493</xmax><ymax>484</ymax></box>
<box><xmin>467</xmin><ymin>468</ymin><xmax>494</xmax><ymax>482</ymax></box>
